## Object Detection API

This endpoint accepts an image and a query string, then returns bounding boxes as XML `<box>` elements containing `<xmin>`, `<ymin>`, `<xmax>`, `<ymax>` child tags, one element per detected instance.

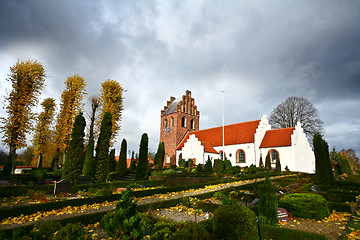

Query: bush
<box><xmin>30</xmin><ymin>221</ymin><xmax>61</xmax><ymax>240</ymax></box>
<box><xmin>106</xmin><ymin>172</ymin><xmax>119</xmax><ymax>182</ymax></box>
<box><xmin>150</xmin><ymin>220</ymin><xmax>177</xmax><ymax>240</ymax></box>
<box><xmin>279</xmin><ymin>193</ymin><xmax>330</xmax><ymax>220</ymax></box>
<box><xmin>196</xmin><ymin>164</ymin><xmax>204</xmax><ymax>173</ymax></box>
<box><xmin>212</xmin><ymin>205</ymin><xmax>258</xmax><ymax>240</ymax></box>
<box><xmin>224</xmin><ymin>159</ymin><xmax>232</xmax><ymax>169</ymax></box>
<box><xmin>178</xmin><ymin>159</ymin><xmax>186</xmax><ymax>168</ymax></box>
<box><xmin>54</xmin><ymin>223</ymin><xmax>90</xmax><ymax>240</ymax></box>
<box><xmin>204</xmin><ymin>158</ymin><xmax>213</xmax><ymax>173</ymax></box>
<box><xmin>258</xmin><ymin>172</ymin><xmax>278</xmax><ymax>225</ymax></box>
<box><xmin>213</xmin><ymin>159</ymin><xmax>224</xmax><ymax>174</ymax></box>
<box><xmin>171</xmin><ymin>221</ymin><xmax>209</xmax><ymax>240</ymax></box>
<box><xmin>259</xmin><ymin>224</ymin><xmax>328</xmax><ymax>240</ymax></box>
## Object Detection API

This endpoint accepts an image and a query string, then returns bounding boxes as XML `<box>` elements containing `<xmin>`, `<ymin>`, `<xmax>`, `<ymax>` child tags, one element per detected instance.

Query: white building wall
<box><xmin>260</xmin><ymin>146</ymin><xmax>296</xmax><ymax>171</ymax></box>
<box><xmin>254</xmin><ymin>115</ymin><xmax>272</xmax><ymax>166</ymax></box>
<box><xmin>179</xmin><ymin>134</ymin><xmax>205</xmax><ymax>165</ymax></box>
<box><xmin>214</xmin><ymin>143</ymin><xmax>256</xmax><ymax>167</ymax></box>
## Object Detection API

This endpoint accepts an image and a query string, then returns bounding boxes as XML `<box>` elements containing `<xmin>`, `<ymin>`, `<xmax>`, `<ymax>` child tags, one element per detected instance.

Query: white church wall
<box><xmin>260</xmin><ymin>147</ymin><xmax>296</xmax><ymax>171</ymax></box>
<box><xmin>254</xmin><ymin>115</ymin><xmax>272</xmax><ymax>166</ymax></box>
<box><xmin>291</xmin><ymin>122</ymin><xmax>315</xmax><ymax>173</ymax></box>
<box><xmin>214</xmin><ymin>143</ymin><xmax>256</xmax><ymax>167</ymax></box>
<box><xmin>179</xmin><ymin>134</ymin><xmax>205</xmax><ymax>165</ymax></box>
<box><xmin>204</xmin><ymin>153</ymin><xmax>220</xmax><ymax>165</ymax></box>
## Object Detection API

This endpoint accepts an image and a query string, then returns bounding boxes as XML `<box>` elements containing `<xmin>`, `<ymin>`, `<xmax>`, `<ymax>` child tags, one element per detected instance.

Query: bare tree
<box><xmin>269</xmin><ymin>97</ymin><xmax>323</xmax><ymax>140</ymax></box>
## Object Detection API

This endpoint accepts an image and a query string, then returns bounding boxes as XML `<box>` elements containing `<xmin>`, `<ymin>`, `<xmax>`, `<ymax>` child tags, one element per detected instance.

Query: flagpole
<box><xmin>222</xmin><ymin>91</ymin><xmax>225</xmax><ymax>159</ymax></box>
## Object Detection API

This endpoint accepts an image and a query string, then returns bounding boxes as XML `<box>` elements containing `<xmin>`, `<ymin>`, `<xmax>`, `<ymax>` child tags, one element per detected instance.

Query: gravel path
<box><xmin>0</xmin><ymin>175</ymin><xmax>290</xmax><ymax>230</ymax></box>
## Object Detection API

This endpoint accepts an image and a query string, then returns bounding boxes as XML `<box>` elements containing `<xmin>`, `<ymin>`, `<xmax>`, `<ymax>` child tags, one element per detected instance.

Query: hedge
<box><xmin>259</xmin><ymin>224</ymin><xmax>328</xmax><ymax>240</ymax></box>
<box><xmin>319</xmin><ymin>192</ymin><xmax>356</xmax><ymax>203</ymax></box>
<box><xmin>328</xmin><ymin>202</ymin><xmax>352</xmax><ymax>213</ymax></box>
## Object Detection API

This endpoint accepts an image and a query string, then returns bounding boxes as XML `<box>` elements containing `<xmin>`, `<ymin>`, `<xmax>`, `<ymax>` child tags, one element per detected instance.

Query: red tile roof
<box><xmin>259</xmin><ymin>127</ymin><xmax>295</xmax><ymax>148</ymax></box>
<box><xmin>177</xmin><ymin>120</ymin><xmax>261</xmax><ymax>152</ymax></box>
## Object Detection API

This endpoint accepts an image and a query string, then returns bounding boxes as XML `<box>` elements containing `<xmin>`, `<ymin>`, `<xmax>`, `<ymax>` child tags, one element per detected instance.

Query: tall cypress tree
<box><xmin>82</xmin><ymin>135</ymin><xmax>95</xmax><ymax>177</ymax></box>
<box><xmin>154</xmin><ymin>141</ymin><xmax>165</xmax><ymax>169</ymax></box>
<box><xmin>117</xmin><ymin>139</ymin><xmax>128</xmax><ymax>176</ymax></box>
<box><xmin>108</xmin><ymin>148</ymin><xmax>116</xmax><ymax>173</ymax></box>
<box><xmin>62</xmin><ymin>112</ymin><xmax>86</xmax><ymax>184</ymax></box>
<box><xmin>265</xmin><ymin>153</ymin><xmax>271</xmax><ymax>169</ymax></box>
<box><xmin>136</xmin><ymin>133</ymin><xmax>148</xmax><ymax>180</ymax></box>
<box><xmin>94</xmin><ymin>112</ymin><xmax>112</xmax><ymax>183</ymax></box>
<box><xmin>313</xmin><ymin>132</ymin><xmax>334</xmax><ymax>186</ymax></box>
<box><xmin>258</xmin><ymin>172</ymin><xmax>278</xmax><ymax>225</ymax></box>
<box><xmin>275</xmin><ymin>158</ymin><xmax>281</xmax><ymax>173</ymax></box>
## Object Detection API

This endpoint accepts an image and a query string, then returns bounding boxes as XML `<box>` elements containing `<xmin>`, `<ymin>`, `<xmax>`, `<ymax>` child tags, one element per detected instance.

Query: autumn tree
<box><xmin>117</xmin><ymin>139</ymin><xmax>128</xmax><ymax>176</ymax></box>
<box><xmin>97</xmin><ymin>80</ymin><xmax>124</xmax><ymax>147</ymax></box>
<box><xmin>62</xmin><ymin>112</ymin><xmax>86</xmax><ymax>184</ymax></box>
<box><xmin>94</xmin><ymin>112</ymin><xmax>112</xmax><ymax>183</ymax></box>
<box><xmin>82</xmin><ymin>96</ymin><xmax>100</xmax><ymax>177</ymax></box>
<box><xmin>54</xmin><ymin>75</ymin><xmax>86</xmax><ymax>168</ymax></box>
<box><xmin>32</xmin><ymin>98</ymin><xmax>56</xmax><ymax>168</ymax></box>
<box><xmin>136</xmin><ymin>133</ymin><xmax>149</xmax><ymax>180</ymax></box>
<box><xmin>269</xmin><ymin>97</ymin><xmax>323</xmax><ymax>140</ymax></box>
<box><xmin>340</xmin><ymin>149</ymin><xmax>360</xmax><ymax>173</ymax></box>
<box><xmin>0</xmin><ymin>60</ymin><xmax>46</xmax><ymax>174</ymax></box>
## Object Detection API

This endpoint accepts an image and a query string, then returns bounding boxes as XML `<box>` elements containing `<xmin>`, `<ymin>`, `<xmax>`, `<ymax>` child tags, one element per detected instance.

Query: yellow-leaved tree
<box><xmin>97</xmin><ymin>80</ymin><xmax>124</xmax><ymax>147</ymax></box>
<box><xmin>0</xmin><ymin>60</ymin><xmax>46</xmax><ymax>174</ymax></box>
<box><xmin>32</xmin><ymin>98</ymin><xmax>56</xmax><ymax>168</ymax></box>
<box><xmin>53</xmin><ymin>75</ymin><xmax>87</xmax><ymax>167</ymax></box>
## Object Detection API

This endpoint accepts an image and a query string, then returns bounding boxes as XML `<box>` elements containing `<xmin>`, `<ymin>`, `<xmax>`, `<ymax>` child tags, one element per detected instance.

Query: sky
<box><xmin>0</xmin><ymin>0</ymin><xmax>359</xmax><ymax>157</ymax></box>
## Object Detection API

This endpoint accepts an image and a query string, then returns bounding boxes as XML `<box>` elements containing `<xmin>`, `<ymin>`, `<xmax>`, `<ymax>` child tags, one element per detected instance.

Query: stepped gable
<box><xmin>177</xmin><ymin>120</ymin><xmax>261</xmax><ymax>152</ymax></box>
<box><xmin>259</xmin><ymin>127</ymin><xmax>295</xmax><ymax>148</ymax></box>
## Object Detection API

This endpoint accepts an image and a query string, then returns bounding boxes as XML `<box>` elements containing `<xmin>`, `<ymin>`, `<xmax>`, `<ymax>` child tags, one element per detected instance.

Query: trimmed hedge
<box><xmin>328</xmin><ymin>202</ymin><xmax>352</xmax><ymax>213</ymax></box>
<box><xmin>259</xmin><ymin>224</ymin><xmax>328</xmax><ymax>240</ymax></box>
<box><xmin>319</xmin><ymin>192</ymin><xmax>356</xmax><ymax>203</ymax></box>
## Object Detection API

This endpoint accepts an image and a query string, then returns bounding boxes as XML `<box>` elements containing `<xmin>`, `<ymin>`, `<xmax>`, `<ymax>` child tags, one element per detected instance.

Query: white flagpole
<box><xmin>222</xmin><ymin>91</ymin><xmax>225</xmax><ymax>159</ymax></box>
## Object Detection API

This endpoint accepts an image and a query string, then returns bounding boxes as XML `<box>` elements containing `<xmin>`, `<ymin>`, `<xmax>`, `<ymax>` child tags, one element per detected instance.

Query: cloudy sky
<box><xmin>0</xmin><ymin>0</ymin><xmax>359</xmax><ymax>157</ymax></box>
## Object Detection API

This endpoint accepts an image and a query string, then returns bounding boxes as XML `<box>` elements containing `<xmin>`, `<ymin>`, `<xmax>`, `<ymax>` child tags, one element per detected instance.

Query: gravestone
<box><xmin>54</xmin><ymin>179</ymin><xmax>72</xmax><ymax>195</ymax></box>
<box><xmin>249</xmin><ymin>198</ymin><xmax>259</xmax><ymax>206</ymax></box>
<box><xmin>310</xmin><ymin>184</ymin><xmax>321</xmax><ymax>193</ymax></box>
<box><xmin>277</xmin><ymin>207</ymin><xmax>293</xmax><ymax>222</ymax></box>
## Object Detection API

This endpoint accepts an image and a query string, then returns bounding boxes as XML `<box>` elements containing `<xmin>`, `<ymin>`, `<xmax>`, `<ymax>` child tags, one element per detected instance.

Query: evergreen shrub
<box><xmin>260</xmin><ymin>224</ymin><xmax>328</xmax><ymax>240</ymax></box>
<box><xmin>279</xmin><ymin>193</ymin><xmax>330</xmax><ymax>220</ymax></box>
<box><xmin>54</xmin><ymin>223</ymin><xmax>90</xmax><ymax>240</ymax></box>
<box><xmin>204</xmin><ymin>158</ymin><xmax>213</xmax><ymax>173</ymax></box>
<box><xmin>171</xmin><ymin>221</ymin><xmax>209</xmax><ymax>240</ymax></box>
<box><xmin>213</xmin><ymin>159</ymin><xmax>224</xmax><ymax>173</ymax></box>
<box><xmin>258</xmin><ymin>172</ymin><xmax>278</xmax><ymax>225</ymax></box>
<box><xmin>224</xmin><ymin>159</ymin><xmax>232</xmax><ymax>169</ymax></box>
<box><xmin>178</xmin><ymin>158</ymin><xmax>186</xmax><ymax>168</ymax></box>
<box><xmin>213</xmin><ymin>205</ymin><xmax>258</xmax><ymax>240</ymax></box>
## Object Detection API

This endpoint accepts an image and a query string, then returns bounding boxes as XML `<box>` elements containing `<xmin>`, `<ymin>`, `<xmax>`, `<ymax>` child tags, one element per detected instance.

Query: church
<box><xmin>160</xmin><ymin>90</ymin><xmax>315</xmax><ymax>173</ymax></box>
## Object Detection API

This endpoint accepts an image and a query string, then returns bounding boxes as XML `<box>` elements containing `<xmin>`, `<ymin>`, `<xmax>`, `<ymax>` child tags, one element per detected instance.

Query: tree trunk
<box><xmin>9</xmin><ymin>144</ymin><xmax>16</xmax><ymax>174</ymax></box>
<box><xmin>36</xmin><ymin>153</ymin><xmax>43</xmax><ymax>168</ymax></box>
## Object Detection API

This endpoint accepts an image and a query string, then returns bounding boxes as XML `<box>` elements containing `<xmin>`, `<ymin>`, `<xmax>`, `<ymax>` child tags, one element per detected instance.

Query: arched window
<box><xmin>181</xmin><ymin>117</ymin><xmax>186</xmax><ymax>127</ymax></box>
<box><xmin>219</xmin><ymin>151</ymin><xmax>226</xmax><ymax>160</ymax></box>
<box><xmin>236</xmin><ymin>149</ymin><xmax>246</xmax><ymax>163</ymax></box>
<box><xmin>164</xmin><ymin>119</ymin><xmax>168</xmax><ymax>128</ymax></box>
<box><xmin>270</xmin><ymin>149</ymin><xmax>279</xmax><ymax>164</ymax></box>
<box><xmin>190</xmin><ymin>119</ymin><xmax>195</xmax><ymax>129</ymax></box>
<box><xmin>166</xmin><ymin>155</ymin><xmax>170</xmax><ymax>164</ymax></box>
<box><xmin>170</xmin><ymin>117</ymin><xmax>174</xmax><ymax>126</ymax></box>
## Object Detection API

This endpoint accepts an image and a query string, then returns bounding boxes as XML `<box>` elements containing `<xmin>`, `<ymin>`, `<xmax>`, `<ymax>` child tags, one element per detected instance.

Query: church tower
<box><xmin>160</xmin><ymin>90</ymin><xmax>200</xmax><ymax>167</ymax></box>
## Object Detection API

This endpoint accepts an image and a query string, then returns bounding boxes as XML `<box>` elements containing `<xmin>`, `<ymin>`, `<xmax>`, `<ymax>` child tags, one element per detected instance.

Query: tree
<box><xmin>54</xmin><ymin>75</ymin><xmax>87</xmax><ymax>167</ymax></box>
<box><xmin>94</xmin><ymin>112</ymin><xmax>112</xmax><ymax>183</ymax></box>
<box><xmin>129</xmin><ymin>151</ymin><xmax>136</xmax><ymax>173</ymax></box>
<box><xmin>259</xmin><ymin>155</ymin><xmax>264</xmax><ymax>168</ymax></box>
<box><xmin>33</xmin><ymin>98</ymin><xmax>56</xmax><ymax>168</ymax></box>
<box><xmin>269</xmin><ymin>96</ymin><xmax>323</xmax><ymax>140</ymax></box>
<box><xmin>62</xmin><ymin>112</ymin><xmax>86</xmax><ymax>184</ymax></box>
<box><xmin>136</xmin><ymin>133</ymin><xmax>148</xmax><ymax>180</ymax></box>
<box><xmin>313</xmin><ymin>132</ymin><xmax>334</xmax><ymax>185</ymax></box>
<box><xmin>340</xmin><ymin>149</ymin><xmax>360</xmax><ymax>173</ymax></box>
<box><xmin>275</xmin><ymin>158</ymin><xmax>281</xmax><ymax>173</ymax></box>
<box><xmin>17</xmin><ymin>146</ymin><xmax>35</xmax><ymax>166</ymax></box>
<box><xmin>204</xmin><ymin>156</ymin><xmax>213</xmax><ymax>173</ymax></box>
<box><xmin>97</xmin><ymin>80</ymin><xmax>124</xmax><ymax>147</ymax></box>
<box><xmin>265</xmin><ymin>152</ymin><xmax>271</xmax><ymax>169</ymax></box>
<box><xmin>0</xmin><ymin>60</ymin><xmax>46</xmax><ymax>174</ymax></box>
<box><xmin>108</xmin><ymin>148</ymin><xmax>116</xmax><ymax>173</ymax></box>
<box><xmin>82</xmin><ymin>96</ymin><xmax>100</xmax><ymax>178</ymax></box>
<box><xmin>154</xmin><ymin>141</ymin><xmax>165</xmax><ymax>169</ymax></box>
<box><xmin>258</xmin><ymin>172</ymin><xmax>278</xmax><ymax>225</ymax></box>
<box><xmin>116</xmin><ymin>139</ymin><xmax>127</xmax><ymax>176</ymax></box>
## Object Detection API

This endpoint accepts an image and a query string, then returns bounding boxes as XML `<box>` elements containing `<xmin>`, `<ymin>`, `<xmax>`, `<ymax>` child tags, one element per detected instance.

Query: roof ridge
<box><xmin>268</xmin><ymin>127</ymin><xmax>295</xmax><ymax>131</ymax></box>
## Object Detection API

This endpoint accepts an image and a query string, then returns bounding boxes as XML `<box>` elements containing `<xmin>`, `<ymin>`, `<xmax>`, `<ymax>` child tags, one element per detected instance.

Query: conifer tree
<box><xmin>129</xmin><ymin>151</ymin><xmax>136</xmax><ymax>173</ymax></box>
<box><xmin>1</xmin><ymin>60</ymin><xmax>46</xmax><ymax>174</ymax></box>
<box><xmin>136</xmin><ymin>133</ymin><xmax>148</xmax><ymax>180</ymax></box>
<box><xmin>154</xmin><ymin>141</ymin><xmax>165</xmax><ymax>169</ymax></box>
<box><xmin>108</xmin><ymin>148</ymin><xmax>116</xmax><ymax>173</ymax></box>
<box><xmin>204</xmin><ymin>156</ymin><xmax>213</xmax><ymax>173</ymax></box>
<box><xmin>258</xmin><ymin>172</ymin><xmax>278</xmax><ymax>225</ymax></box>
<box><xmin>313</xmin><ymin>132</ymin><xmax>334</xmax><ymax>185</ymax></box>
<box><xmin>259</xmin><ymin>155</ymin><xmax>264</xmax><ymax>168</ymax></box>
<box><xmin>62</xmin><ymin>112</ymin><xmax>86</xmax><ymax>184</ymax></box>
<box><xmin>275</xmin><ymin>158</ymin><xmax>281</xmax><ymax>173</ymax></box>
<box><xmin>265</xmin><ymin>153</ymin><xmax>271</xmax><ymax>169</ymax></box>
<box><xmin>94</xmin><ymin>112</ymin><xmax>112</xmax><ymax>183</ymax></box>
<box><xmin>117</xmin><ymin>139</ymin><xmax>127</xmax><ymax>176</ymax></box>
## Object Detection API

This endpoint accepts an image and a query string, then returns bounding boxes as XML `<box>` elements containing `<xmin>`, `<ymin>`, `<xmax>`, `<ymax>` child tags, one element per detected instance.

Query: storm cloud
<box><xmin>1</xmin><ymin>0</ymin><xmax>359</xmax><ymax>155</ymax></box>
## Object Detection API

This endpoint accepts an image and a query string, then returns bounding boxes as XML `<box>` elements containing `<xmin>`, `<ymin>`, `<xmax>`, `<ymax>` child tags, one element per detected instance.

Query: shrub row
<box><xmin>319</xmin><ymin>192</ymin><xmax>356</xmax><ymax>203</ymax></box>
<box><xmin>328</xmin><ymin>202</ymin><xmax>352</xmax><ymax>213</ymax></box>
<box><xmin>259</xmin><ymin>224</ymin><xmax>328</xmax><ymax>240</ymax></box>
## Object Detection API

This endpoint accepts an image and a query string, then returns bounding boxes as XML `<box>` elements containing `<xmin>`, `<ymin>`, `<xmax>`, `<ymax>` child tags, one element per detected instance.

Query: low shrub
<box><xmin>213</xmin><ymin>159</ymin><xmax>224</xmax><ymax>174</ymax></box>
<box><xmin>171</xmin><ymin>221</ymin><xmax>209</xmax><ymax>240</ymax></box>
<box><xmin>259</xmin><ymin>224</ymin><xmax>328</xmax><ymax>240</ymax></box>
<box><xmin>178</xmin><ymin>159</ymin><xmax>186</xmax><ymax>168</ymax></box>
<box><xmin>278</xmin><ymin>193</ymin><xmax>330</xmax><ymax>220</ymax></box>
<box><xmin>54</xmin><ymin>223</ymin><xmax>90</xmax><ymax>240</ymax></box>
<box><xmin>328</xmin><ymin>202</ymin><xmax>352</xmax><ymax>213</ymax></box>
<box><xmin>29</xmin><ymin>221</ymin><xmax>61</xmax><ymax>240</ymax></box>
<box><xmin>212</xmin><ymin>205</ymin><xmax>258</xmax><ymax>240</ymax></box>
<box><xmin>150</xmin><ymin>220</ymin><xmax>177</xmax><ymax>240</ymax></box>
<box><xmin>106</xmin><ymin>172</ymin><xmax>119</xmax><ymax>182</ymax></box>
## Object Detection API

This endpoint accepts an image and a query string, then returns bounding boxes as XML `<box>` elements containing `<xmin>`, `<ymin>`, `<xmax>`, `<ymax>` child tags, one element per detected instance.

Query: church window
<box><xmin>236</xmin><ymin>150</ymin><xmax>246</xmax><ymax>163</ymax></box>
<box><xmin>170</xmin><ymin>117</ymin><xmax>174</xmax><ymax>126</ymax></box>
<box><xmin>191</xmin><ymin>119</ymin><xmax>195</xmax><ymax>129</ymax></box>
<box><xmin>167</xmin><ymin>155</ymin><xmax>170</xmax><ymax>164</ymax></box>
<box><xmin>270</xmin><ymin>149</ymin><xmax>279</xmax><ymax>163</ymax></box>
<box><xmin>181</xmin><ymin>117</ymin><xmax>186</xmax><ymax>127</ymax></box>
<box><xmin>164</xmin><ymin>119</ymin><xmax>168</xmax><ymax>128</ymax></box>
<box><xmin>219</xmin><ymin>151</ymin><xmax>226</xmax><ymax>160</ymax></box>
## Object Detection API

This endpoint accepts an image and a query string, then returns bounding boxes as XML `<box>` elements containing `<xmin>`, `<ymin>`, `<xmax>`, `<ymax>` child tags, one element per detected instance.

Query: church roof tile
<box><xmin>259</xmin><ymin>127</ymin><xmax>295</xmax><ymax>148</ymax></box>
